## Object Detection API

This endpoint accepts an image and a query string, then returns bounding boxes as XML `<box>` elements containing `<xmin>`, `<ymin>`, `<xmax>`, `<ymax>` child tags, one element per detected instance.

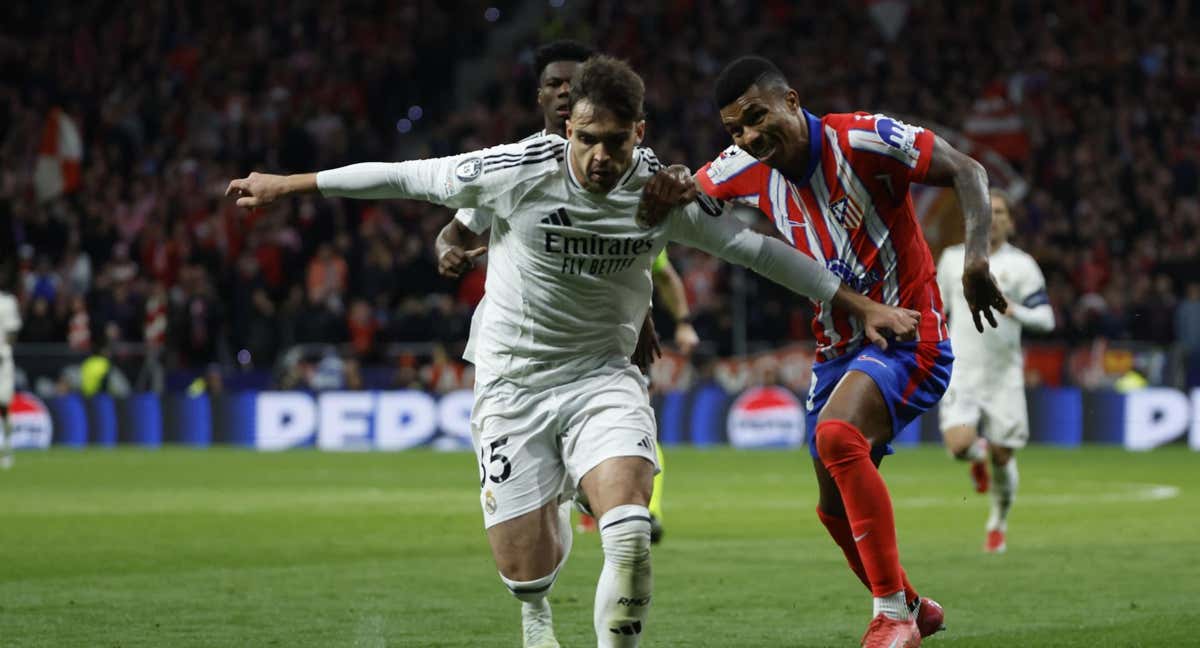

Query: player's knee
<box><xmin>598</xmin><ymin>504</ymin><xmax>652</xmax><ymax>568</ymax></box>
<box><xmin>815</xmin><ymin>419</ymin><xmax>870</xmax><ymax>465</ymax></box>
<box><xmin>991</xmin><ymin>446</ymin><xmax>1013</xmax><ymax>466</ymax></box>
<box><xmin>494</xmin><ymin>545</ymin><xmax>563</xmax><ymax>585</ymax></box>
<box><xmin>500</xmin><ymin>567</ymin><xmax>561</xmax><ymax>603</ymax></box>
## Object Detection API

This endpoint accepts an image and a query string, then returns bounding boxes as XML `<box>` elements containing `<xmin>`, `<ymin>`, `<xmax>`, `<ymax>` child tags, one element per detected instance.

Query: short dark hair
<box><xmin>568</xmin><ymin>55</ymin><xmax>645</xmax><ymax>122</ymax></box>
<box><xmin>534</xmin><ymin>40</ymin><xmax>594</xmax><ymax>78</ymax></box>
<box><xmin>714</xmin><ymin>56</ymin><xmax>789</xmax><ymax>108</ymax></box>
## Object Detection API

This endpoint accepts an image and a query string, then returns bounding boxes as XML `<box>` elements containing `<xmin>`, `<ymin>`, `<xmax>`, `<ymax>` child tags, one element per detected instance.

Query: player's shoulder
<box><xmin>700</xmin><ymin>145</ymin><xmax>763</xmax><ymax>186</ymax></box>
<box><xmin>826</xmin><ymin>111</ymin><xmax>928</xmax><ymax>169</ymax></box>
<box><xmin>474</xmin><ymin>134</ymin><xmax>567</xmax><ymax>183</ymax></box>
<box><xmin>617</xmin><ymin>146</ymin><xmax>665</xmax><ymax>190</ymax></box>
<box><xmin>634</xmin><ymin>146</ymin><xmax>663</xmax><ymax>175</ymax></box>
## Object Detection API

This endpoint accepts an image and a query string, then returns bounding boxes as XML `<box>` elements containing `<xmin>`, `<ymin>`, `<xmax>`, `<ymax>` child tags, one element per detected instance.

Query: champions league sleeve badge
<box><xmin>455</xmin><ymin>157</ymin><xmax>483</xmax><ymax>182</ymax></box>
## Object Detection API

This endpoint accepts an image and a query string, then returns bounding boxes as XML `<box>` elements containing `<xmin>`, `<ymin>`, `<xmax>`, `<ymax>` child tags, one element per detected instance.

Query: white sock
<box><xmin>987</xmin><ymin>457</ymin><xmax>1018</xmax><ymax>532</ymax></box>
<box><xmin>594</xmin><ymin>504</ymin><xmax>653</xmax><ymax>647</ymax></box>
<box><xmin>873</xmin><ymin>590</ymin><xmax>910</xmax><ymax>621</ymax></box>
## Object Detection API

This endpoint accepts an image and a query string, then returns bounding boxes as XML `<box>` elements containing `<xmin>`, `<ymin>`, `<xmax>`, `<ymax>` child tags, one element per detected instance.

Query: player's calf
<box><xmin>594</xmin><ymin>504</ymin><xmax>653</xmax><ymax>647</ymax></box>
<box><xmin>505</xmin><ymin>505</ymin><xmax>575</xmax><ymax>648</ymax></box>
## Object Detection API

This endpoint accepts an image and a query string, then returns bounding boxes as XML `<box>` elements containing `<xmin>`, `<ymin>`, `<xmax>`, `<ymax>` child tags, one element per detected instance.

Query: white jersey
<box><xmin>0</xmin><ymin>292</ymin><xmax>20</xmax><ymax>354</ymax></box>
<box><xmin>317</xmin><ymin>134</ymin><xmax>837</xmax><ymax>389</ymax></box>
<box><xmin>937</xmin><ymin>242</ymin><xmax>1051</xmax><ymax>390</ymax></box>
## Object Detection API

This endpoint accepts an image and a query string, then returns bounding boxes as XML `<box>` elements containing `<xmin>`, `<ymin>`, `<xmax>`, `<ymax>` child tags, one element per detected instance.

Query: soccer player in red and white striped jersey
<box><xmin>667</xmin><ymin>56</ymin><xmax>1007</xmax><ymax>647</ymax></box>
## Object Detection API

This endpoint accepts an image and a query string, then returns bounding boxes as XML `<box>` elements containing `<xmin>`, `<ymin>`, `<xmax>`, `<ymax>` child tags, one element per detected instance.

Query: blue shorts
<box><xmin>806</xmin><ymin>341</ymin><xmax>954</xmax><ymax>461</ymax></box>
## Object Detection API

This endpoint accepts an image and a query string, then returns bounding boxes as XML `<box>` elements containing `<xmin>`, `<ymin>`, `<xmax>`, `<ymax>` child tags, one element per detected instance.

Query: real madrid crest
<box><xmin>484</xmin><ymin>489</ymin><xmax>497</xmax><ymax>515</ymax></box>
<box><xmin>456</xmin><ymin>157</ymin><xmax>483</xmax><ymax>182</ymax></box>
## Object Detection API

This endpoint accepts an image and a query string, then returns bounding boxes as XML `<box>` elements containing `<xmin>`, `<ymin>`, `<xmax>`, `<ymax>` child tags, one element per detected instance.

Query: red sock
<box><xmin>816</xmin><ymin>507</ymin><xmax>919</xmax><ymax>605</ymax></box>
<box><xmin>815</xmin><ymin>419</ymin><xmax>904</xmax><ymax>598</ymax></box>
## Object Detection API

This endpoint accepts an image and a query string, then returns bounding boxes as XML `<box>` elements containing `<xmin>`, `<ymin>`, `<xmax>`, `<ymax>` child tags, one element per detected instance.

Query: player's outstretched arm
<box><xmin>227</xmin><ymin>142</ymin><xmax>530</xmax><ymax>212</ymax></box>
<box><xmin>924</xmin><ymin>135</ymin><xmax>1007</xmax><ymax>332</ymax></box>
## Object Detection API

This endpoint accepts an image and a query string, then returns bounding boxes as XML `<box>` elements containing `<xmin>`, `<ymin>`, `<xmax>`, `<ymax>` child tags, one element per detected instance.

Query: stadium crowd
<box><xmin>2</xmin><ymin>1</ymin><xmax>1199</xmax><ymax>379</ymax></box>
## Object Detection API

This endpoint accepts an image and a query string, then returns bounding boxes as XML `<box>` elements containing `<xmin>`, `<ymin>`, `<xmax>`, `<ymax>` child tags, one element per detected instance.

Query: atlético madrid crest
<box><xmin>829</xmin><ymin>196</ymin><xmax>863</xmax><ymax>230</ymax></box>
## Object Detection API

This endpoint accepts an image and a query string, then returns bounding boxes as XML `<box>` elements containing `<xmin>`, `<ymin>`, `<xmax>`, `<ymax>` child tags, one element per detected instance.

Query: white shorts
<box><xmin>939</xmin><ymin>381</ymin><xmax>1028</xmax><ymax>449</ymax></box>
<box><xmin>471</xmin><ymin>364</ymin><xmax>659</xmax><ymax>528</ymax></box>
<box><xmin>0</xmin><ymin>349</ymin><xmax>13</xmax><ymax>406</ymax></box>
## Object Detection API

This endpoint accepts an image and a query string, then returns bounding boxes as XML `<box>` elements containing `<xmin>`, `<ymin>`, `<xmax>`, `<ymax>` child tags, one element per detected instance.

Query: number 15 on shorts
<box><xmin>479</xmin><ymin>436</ymin><xmax>512</xmax><ymax>487</ymax></box>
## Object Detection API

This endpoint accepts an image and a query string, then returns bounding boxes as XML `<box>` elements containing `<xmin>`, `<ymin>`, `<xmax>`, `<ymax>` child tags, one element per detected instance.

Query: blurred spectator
<box><xmin>306</xmin><ymin>242</ymin><xmax>348</xmax><ymax>309</ymax></box>
<box><xmin>19</xmin><ymin>297</ymin><xmax>60</xmax><ymax>343</ymax></box>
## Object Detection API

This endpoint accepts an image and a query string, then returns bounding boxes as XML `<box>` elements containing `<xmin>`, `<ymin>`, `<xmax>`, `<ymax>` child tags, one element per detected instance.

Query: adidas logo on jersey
<box><xmin>541</xmin><ymin>207</ymin><xmax>574</xmax><ymax>227</ymax></box>
<box><xmin>636</xmin><ymin>436</ymin><xmax>653</xmax><ymax>450</ymax></box>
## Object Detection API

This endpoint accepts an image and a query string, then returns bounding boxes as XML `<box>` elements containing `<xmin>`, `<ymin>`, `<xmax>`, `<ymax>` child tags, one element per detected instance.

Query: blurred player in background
<box><xmin>649</xmin><ymin>56</ymin><xmax>1007</xmax><ymax>647</ymax></box>
<box><xmin>937</xmin><ymin>189</ymin><xmax>1054</xmax><ymax>553</ymax></box>
<box><xmin>0</xmin><ymin>278</ymin><xmax>21</xmax><ymax>469</ymax></box>
<box><xmin>228</xmin><ymin>56</ymin><xmax>917</xmax><ymax>648</ymax></box>
<box><xmin>435</xmin><ymin>40</ymin><xmax>693</xmax><ymax>543</ymax></box>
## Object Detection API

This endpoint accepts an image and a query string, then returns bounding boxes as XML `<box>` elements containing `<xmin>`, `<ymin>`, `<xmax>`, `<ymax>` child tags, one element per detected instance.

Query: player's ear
<box><xmin>634</xmin><ymin>120</ymin><xmax>646</xmax><ymax>145</ymax></box>
<box><xmin>565</xmin><ymin>119</ymin><xmax>574</xmax><ymax>139</ymax></box>
<box><xmin>784</xmin><ymin>88</ymin><xmax>800</xmax><ymax>111</ymax></box>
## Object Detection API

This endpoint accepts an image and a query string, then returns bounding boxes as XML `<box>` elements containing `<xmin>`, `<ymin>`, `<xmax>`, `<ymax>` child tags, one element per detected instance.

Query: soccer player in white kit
<box><xmin>0</xmin><ymin>285</ymin><xmax>22</xmax><ymax>469</ymax></box>
<box><xmin>434</xmin><ymin>40</ymin><xmax>692</xmax><ymax>544</ymax></box>
<box><xmin>227</xmin><ymin>56</ymin><xmax>919</xmax><ymax>647</ymax></box>
<box><xmin>936</xmin><ymin>189</ymin><xmax>1054</xmax><ymax>553</ymax></box>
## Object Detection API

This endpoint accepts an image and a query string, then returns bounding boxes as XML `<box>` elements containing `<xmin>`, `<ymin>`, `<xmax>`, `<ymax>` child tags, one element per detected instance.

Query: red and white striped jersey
<box><xmin>698</xmin><ymin>110</ymin><xmax>948</xmax><ymax>361</ymax></box>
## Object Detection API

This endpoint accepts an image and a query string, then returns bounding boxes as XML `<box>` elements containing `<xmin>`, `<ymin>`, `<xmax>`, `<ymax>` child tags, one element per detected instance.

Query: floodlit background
<box><xmin>0</xmin><ymin>1</ymin><xmax>1198</xmax><ymax>646</ymax></box>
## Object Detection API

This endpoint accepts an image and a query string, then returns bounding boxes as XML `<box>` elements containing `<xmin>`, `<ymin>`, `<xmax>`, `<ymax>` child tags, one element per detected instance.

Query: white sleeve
<box><xmin>935</xmin><ymin>249</ymin><xmax>957</xmax><ymax>317</ymax></box>
<box><xmin>455</xmin><ymin>208</ymin><xmax>493</xmax><ymax>235</ymax></box>
<box><xmin>315</xmin><ymin>138</ymin><xmax>559</xmax><ymax>214</ymax></box>
<box><xmin>316</xmin><ymin>156</ymin><xmax>485</xmax><ymax>209</ymax></box>
<box><xmin>1008</xmin><ymin>303</ymin><xmax>1054</xmax><ymax>332</ymax></box>
<box><xmin>667</xmin><ymin>202</ymin><xmax>839</xmax><ymax>302</ymax></box>
<box><xmin>1010</xmin><ymin>256</ymin><xmax>1054</xmax><ymax>332</ymax></box>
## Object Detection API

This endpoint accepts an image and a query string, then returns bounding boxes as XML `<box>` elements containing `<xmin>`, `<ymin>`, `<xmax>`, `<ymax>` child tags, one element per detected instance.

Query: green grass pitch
<box><xmin>0</xmin><ymin>445</ymin><xmax>1196</xmax><ymax>647</ymax></box>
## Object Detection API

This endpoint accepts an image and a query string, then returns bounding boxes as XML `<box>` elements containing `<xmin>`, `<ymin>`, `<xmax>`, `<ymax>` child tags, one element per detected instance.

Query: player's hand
<box><xmin>674</xmin><ymin>321</ymin><xmax>700</xmax><ymax>355</ymax></box>
<box><xmin>438</xmin><ymin>245</ymin><xmax>487</xmax><ymax>279</ymax></box>
<box><xmin>225</xmin><ymin>172</ymin><xmax>291</xmax><ymax>208</ymax></box>
<box><xmin>962</xmin><ymin>257</ymin><xmax>1007</xmax><ymax>332</ymax></box>
<box><xmin>860</xmin><ymin>303</ymin><xmax>921</xmax><ymax>351</ymax></box>
<box><xmin>636</xmin><ymin>165</ymin><xmax>696</xmax><ymax>229</ymax></box>
<box><xmin>631</xmin><ymin>311</ymin><xmax>662</xmax><ymax>374</ymax></box>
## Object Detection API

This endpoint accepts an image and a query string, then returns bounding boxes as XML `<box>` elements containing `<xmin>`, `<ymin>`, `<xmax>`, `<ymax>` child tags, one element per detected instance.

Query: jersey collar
<box><xmin>796</xmin><ymin>108</ymin><xmax>823</xmax><ymax>186</ymax></box>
